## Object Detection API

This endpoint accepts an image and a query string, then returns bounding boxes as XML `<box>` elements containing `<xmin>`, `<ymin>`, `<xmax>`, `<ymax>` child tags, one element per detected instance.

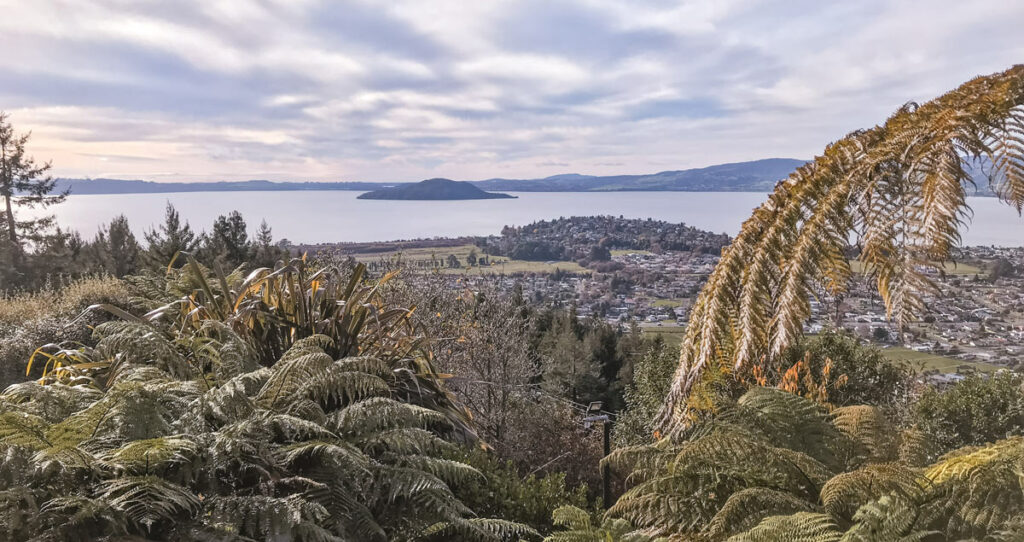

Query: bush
<box><xmin>0</xmin><ymin>276</ymin><xmax>130</xmax><ymax>387</ymax></box>
<box><xmin>913</xmin><ymin>372</ymin><xmax>1024</xmax><ymax>452</ymax></box>
<box><xmin>456</xmin><ymin>449</ymin><xmax>593</xmax><ymax>535</ymax></box>
<box><xmin>778</xmin><ymin>330</ymin><xmax>914</xmax><ymax>408</ymax></box>
<box><xmin>613</xmin><ymin>337</ymin><xmax>678</xmax><ymax>447</ymax></box>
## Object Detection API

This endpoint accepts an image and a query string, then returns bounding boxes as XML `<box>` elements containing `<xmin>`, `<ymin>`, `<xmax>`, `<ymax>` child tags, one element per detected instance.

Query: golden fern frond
<box><xmin>922</xmin><ymin>436</ymin><xmax>1024</xmax><ymax>537</ymax></box>
<box><xmin>727</xmin><ymin>512</ymin><xmax>841</xmax><ymax>542</ymax></box>
<box><xmin>831</xmin><ymin>405</ymin><xmax>897</xmax><ymax>465</ymax></box>
<box><xmin>661</xmin><ymin>65</ymin><xmax>1024</xmax><ymax>429</ymax></box>
<box><xmin>820</xmin><ymin>463</ymin><xmax>927</xmax><ymax>521</ymax></box>
<box><xmin>705</xmin><ymin>488</ymin><xmax>818</xmax><ymax>541</ymax></box>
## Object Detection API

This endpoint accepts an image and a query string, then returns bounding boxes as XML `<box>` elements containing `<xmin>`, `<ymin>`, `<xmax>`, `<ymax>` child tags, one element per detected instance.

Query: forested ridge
<box><xmin>1</xmin><ymin>67</ymin><xmax>1024</xmax><ymax>541</ymax></box>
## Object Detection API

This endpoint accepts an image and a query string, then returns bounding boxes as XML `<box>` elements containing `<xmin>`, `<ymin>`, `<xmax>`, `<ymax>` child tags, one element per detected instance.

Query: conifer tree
<box><xmin>0</xmin><ymin>111</ymin><xmax>65</xmax><ymax>270</ymax></box>
<box><xmin>204</xmin><ymin>210</ymin><xmax>250</xmax><ymax>269</ymax></box>
<box><xmin>90</xmin><ymin>215</ymin><xmax>140</xmax><ymax>277</ymax></box>
<box><xmin>143</xmin><ymin>202</ymin><xmax>198</xmax><ymax>269</ymax></box>
<box><xmin>251</xmin><ymin>219</ymin><xmax>282</xmax><ymax>268</ymax></box>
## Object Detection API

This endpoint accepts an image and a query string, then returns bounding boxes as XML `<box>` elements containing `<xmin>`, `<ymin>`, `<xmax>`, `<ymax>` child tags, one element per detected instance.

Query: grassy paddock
<box><xmin>881</xmin><ymin>346</ymin><xmax>1002</xmax><ymax>374</ymax></box>
<box><xmin>610</xmin><ymin>249</ymin><xmax>653</xmax><ymax>256</ymax></box>
<box><xmin>641</xmin><ymin>324</ymin><xmax>688</xmax><ymax>346</ymax></box>
<box><xmin>848</xmin><ymin>260</ymin><xmax>982</xmax><ymax>276</ymax></box>
<box><xmin>348</xmin><ymin>244</ymin><xmax>591</xmax><ymax>275</ymax></box>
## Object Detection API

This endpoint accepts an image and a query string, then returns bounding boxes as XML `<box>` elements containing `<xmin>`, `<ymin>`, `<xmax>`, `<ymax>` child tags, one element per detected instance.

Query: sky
<box><xmin>0</xmin><ymin>0</ymin><xmax>1022</xmax><ymax>183</ymax></box>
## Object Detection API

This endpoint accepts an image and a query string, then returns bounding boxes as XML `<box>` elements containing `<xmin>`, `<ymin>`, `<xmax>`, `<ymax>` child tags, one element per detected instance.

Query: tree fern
<box><xmin>662</xmin><ymin>65</ymin><xmax>1024</xmax><ymax>429</ymax></box>
<box><xmin>0</xmin><ymin>261</ymin><xmax>532</xmax><ymax>540</ymax></box>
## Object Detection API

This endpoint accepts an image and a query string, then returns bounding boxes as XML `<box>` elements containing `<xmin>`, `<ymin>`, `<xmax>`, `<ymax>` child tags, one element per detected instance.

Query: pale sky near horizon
<box><xmin>1</xmin><ymin>0</ymin><xmax>1022</xmax><ymax>183</ymax></box>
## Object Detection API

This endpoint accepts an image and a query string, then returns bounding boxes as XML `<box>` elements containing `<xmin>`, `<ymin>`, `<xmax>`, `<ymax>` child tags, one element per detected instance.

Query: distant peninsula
<box><xmin>357</xmin><ymin>178</ymin><xmax>516</xmax><ymax>200</ymax></box>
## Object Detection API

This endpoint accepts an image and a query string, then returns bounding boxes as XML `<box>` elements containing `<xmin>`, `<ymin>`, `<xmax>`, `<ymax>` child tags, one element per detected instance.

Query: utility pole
<box><xmin>584</xmin><ymin>401</ymin><xmax>612</xmax><ymax>508</ymax></box>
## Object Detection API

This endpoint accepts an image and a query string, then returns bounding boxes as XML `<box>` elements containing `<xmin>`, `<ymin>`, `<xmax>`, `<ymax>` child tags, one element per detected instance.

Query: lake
<box><xmin>27</xmin><ymin>191</ymin><xmax>1024</xmax><ymax>246</ymax></box>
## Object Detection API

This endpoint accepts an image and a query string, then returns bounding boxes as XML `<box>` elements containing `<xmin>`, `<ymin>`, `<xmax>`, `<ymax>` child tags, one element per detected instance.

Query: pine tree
<box><xmin>143</xmin><ymin>202</ymin><xmax>198</xmax><ymax>269</ymax></box>
<box><xmin>251</xmin><ymin>219</ymin><xmax>282</xmax><ymax>268</ymax></box>
<box><xmin>0</xmin><ymin>111</ymin><xmax>66</xmax><ymax>271</ymax></box>
<box><xmin>90</xmin><ymin>215</ymin><xmax>140</xmax><ymax>278</ymax></box>
<box><xmin>204</xmin><ymin>210</ymin><xmax>250</xmax><ymax>269</ymax></box>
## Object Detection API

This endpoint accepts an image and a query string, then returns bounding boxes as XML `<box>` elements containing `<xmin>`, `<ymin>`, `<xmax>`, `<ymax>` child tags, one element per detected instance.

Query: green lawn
<box><xmin>611</xmin><ymin>249</ymin><xmax>653</xmax><ymax>256</ymax></box>
<box><xmin>881</xmin><ymin>346</ymin><xmax>1001</xmax><ymax>373</ymax></box>
<box><xmin>641</xmin><ymin>325</ymin><xmax>687</xmax><ymax>346</ymax></box>
<box><xmin>652</xmin><ymin>298</ymin><xmax>688</xmax><ymax>308</ymax></box>
<box><xmin>350</xmin><ymin>244</ymin><xmax>590</xmax><ymax>275</ymax></box>
<box><xmin>849</xmin><ymin>260</ymin><xmax>982</xmax><ymax>276</ymax></box>
<box><xmin>441</xmin><ymin>260</ymin><xmax>590</xmax><ymax>275</ymax></box>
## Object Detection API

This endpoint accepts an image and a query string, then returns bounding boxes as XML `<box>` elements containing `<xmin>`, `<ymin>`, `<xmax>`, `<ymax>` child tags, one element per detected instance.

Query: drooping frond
<box><xmin>727</xmin><ymin>512</ymin><xmax>841</xmax><ymax>542</ymax></box>
<box><xmin>661</xmin><ymin>65</ymin><xmax>1024</xmax><ymax>429</ymax></box>
<box><xmin>705</xmin><ymin>488</ymin><xmax>818</xmax><ymax>541</ymax></box>
<box><xmin>819</xmin><ymin>463</ymin><xmax>926</xmax><ymax>521</ymax></box>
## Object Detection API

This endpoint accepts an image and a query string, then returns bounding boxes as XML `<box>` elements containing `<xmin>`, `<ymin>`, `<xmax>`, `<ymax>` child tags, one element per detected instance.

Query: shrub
<box><xmin>913</xmin><ymin>372</ymin><xmax>1024</xmax><ymax>452</ymax></box>
<box><xmin>0</xmin><ymin>276</ymin><xmax>129</xmax><ymax>387</ymax></box>
<box><xmin>456</xmin><ymin>449</ymin><xmax>594</xmax><ymax>535</ymax></box>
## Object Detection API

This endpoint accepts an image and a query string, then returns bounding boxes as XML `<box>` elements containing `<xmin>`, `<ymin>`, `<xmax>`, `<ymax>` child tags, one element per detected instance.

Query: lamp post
<box><xmin>583</xmin><ymin>401</ymin><xmax>612</xmax><ymax>508</ymax></box>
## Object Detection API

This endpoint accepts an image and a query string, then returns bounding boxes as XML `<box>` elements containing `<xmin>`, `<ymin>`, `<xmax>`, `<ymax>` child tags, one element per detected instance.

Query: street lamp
<box><xmin>583</xmin><ymin>401</ymin><xmax>612</xmax><ymax>508</ymax></box>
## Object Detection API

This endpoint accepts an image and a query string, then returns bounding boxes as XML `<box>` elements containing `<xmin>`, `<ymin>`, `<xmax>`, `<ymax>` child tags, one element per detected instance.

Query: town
<box><xmin>331</xmin><ymin>217</ymin><xmax>1024</xmax><ymax>378</ymax></box>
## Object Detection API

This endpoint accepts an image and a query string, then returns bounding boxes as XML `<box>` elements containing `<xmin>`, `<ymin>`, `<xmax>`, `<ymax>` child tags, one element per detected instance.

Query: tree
<box><xmin>89</xmin><ymin>215</ymin><xmax>140</xmax><ymax>277</ymax></box>
<box><xmin>204</xmin><ymin>210</ymin><xmax>250</xmax><ymax>269</ymax></box>
<box><xmin>467</xmin><ymin>249</ymin><xmax>478</xmax><ymax>267</ymax></box>
<box><xmin>662</xmin><ymin>65</ymin><xmax>1024</xmax><ymax>428</ymax></box>
<box><xmin>447</xmin><ymin>254</ymin><xmax>461</xmax><ymax>268</ymax></box>
<box><xmin>913</xmin><ymin>372</ymin><xmax>1024</xmax><ymax>453</ymax></box>
<box><xmin>589</xmin><ymin>245</ymin><xmax>611</xmax><ymax>262</ymax></box>
<box><xmin>0</xmin><ymin>112</ymin><xmax>65</xmax><ymax>273</ymax></box>
<box><xmin>251</xmin><ymin>219</ymin><xmax>283</xmax><ymax>268</ymax></box>
<box><xmin>143</xmin><ymin>202</ymin><xmax>199</xmax><ymax>269</ymax></box>
<box><xmin>613</xmin><ymin>337</ymin><xmax>678</xmax><ymax>447</ymax></box>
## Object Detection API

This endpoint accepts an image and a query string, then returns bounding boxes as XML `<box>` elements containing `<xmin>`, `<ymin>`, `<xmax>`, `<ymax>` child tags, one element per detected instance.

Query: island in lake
<box><xmin>357</xmin><ymin>178</ymin><xmax>516</xmax><ymax>200</ymax></box>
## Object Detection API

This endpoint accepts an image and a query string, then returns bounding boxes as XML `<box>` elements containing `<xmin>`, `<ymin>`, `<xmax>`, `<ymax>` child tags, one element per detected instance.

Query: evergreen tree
<box><xmin>204</xmin><ymin>210</ymin><xmax>250</xmax><ymax>269</ymax></box>
<box><xmin>251</xmin><ymin>219</ymin><xmax>282</xmax><ymax>268</ymax></box>
<box><xmin>90</xmin><ymin>215</ymin><xmax>140</xmax><ymax>277</ymax></box>
<box><xmin>0</xmin><ymin>111</ymin><xmax>65</xmax><ymax>277</ymax></box>
<box><xmin>143</xmin><ymin>202</ymin><xmax>198</xmax><ymax>269</ymax></box>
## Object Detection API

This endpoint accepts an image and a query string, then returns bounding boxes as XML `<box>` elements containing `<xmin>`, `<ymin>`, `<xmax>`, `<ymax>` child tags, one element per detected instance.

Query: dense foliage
<box><xmin>0</xmin><ymin>258</ymin><xmax>537</xmax><ymax>541</ymax></box>
<box><xmin>592</xmin><ymin>387</ymin><xmax>1024</xmax><ymax>540</ymax></box>
<box><xmin>913</xmin><ymin>372</ymin><xmax>1024</xmax><ymax>452</ymax></box>
<box><xmin>481</xmin><ymin>216</ymin><xmax>731</xmax><ymax>263</ymax></box>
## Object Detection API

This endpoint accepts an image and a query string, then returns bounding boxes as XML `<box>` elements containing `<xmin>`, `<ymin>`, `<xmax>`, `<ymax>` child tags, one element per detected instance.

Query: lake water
<box><xmin>27</xmin><ymin>191</ymin><xmax>1024</xmax><ymax>246</ymax></box>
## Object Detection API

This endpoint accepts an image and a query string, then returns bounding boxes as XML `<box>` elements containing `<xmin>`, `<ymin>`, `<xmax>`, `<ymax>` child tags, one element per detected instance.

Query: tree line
<box><xmin>0</xmin><ymin>110</ymin><xmax>286</xmax><ymax>290</ymax></box>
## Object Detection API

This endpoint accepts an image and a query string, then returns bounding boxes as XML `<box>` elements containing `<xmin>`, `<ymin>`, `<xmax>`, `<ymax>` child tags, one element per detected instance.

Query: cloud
<box><xmin>0</xmin><ymin>0</ymin><xmax>1021</xmax><ymax>182</ymax></box>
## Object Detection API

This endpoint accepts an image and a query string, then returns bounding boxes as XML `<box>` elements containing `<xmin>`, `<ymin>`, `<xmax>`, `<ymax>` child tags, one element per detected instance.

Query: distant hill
<box><xmin>38</xmin><ymin>158</ymin><xmax>1003</xmax><ymax>196</ymax></box>
<box><xmin>472</xmin><ymin>158</ymin><xmax>809</xmax><ymax>192</ymax></box>
<box><xmin>357</xmin><ymin>178</ymin><xmax>516</xmax><ymax>200</ymax></box>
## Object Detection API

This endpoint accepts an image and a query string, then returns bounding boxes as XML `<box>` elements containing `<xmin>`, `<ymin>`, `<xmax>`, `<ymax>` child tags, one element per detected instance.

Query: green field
<box><xmin>611</xmin><ymin>249</ymin><xmax>653</xmax><ymax>256</ymax></box>
<box><xmin>641</xmin><ymin>324</ymin><xmax>687</xmax><ymax>346</ymax></box>
<box><xmin>652</xmin><ymin>298</ymin><xmax>688</xmax><ymax>308</ymax></box>
<box><xmin>349</xmin><ymin>244</ymin><xmax>590</xmax><ymax>275</ymax></box>
<box><xmin>881</xmin><ymin>346</ymin><xmax>1001</xmax><ymax>373</ymax></box>
<box><xmin>849</xmin><ymin>260</ymin><xmax>982</xmax><ymax>276</ymax></box>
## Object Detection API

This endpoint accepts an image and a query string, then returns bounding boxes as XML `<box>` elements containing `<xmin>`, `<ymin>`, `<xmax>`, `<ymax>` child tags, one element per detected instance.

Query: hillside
<box><xmin>357</xmin><ymin>178</ymin><xmax>516</xmax><ymax>200</ymax></box>
<box><xmin>472</xmin><ymin>158</ymin><xmax>808</xmax><ymax>192</ymax></box>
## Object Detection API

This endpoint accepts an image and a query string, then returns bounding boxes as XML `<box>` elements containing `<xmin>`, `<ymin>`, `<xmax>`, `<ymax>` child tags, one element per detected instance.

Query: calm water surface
<box><xmin>30</xmin><ymin>191</ymin><xmax>1024</xmax><ymax>246</ymax></box>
